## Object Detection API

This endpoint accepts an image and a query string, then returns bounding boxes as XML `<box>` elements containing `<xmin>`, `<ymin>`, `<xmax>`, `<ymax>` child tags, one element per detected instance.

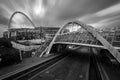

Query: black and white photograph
<box><xmin>0</xmin><ymin>0</ymin><xmax>120</xmax><ymax>80</ymax></box>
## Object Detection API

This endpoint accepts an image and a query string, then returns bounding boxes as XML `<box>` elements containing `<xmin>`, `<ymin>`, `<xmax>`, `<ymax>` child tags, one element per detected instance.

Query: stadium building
<box><xmin>3</xmin><ymin>27</ymin><xmax>59</xmax><ymax>41</ymax></box>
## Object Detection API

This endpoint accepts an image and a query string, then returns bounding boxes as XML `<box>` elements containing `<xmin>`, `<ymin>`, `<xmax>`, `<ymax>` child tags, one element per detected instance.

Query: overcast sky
<box><xmin>0</xmin><ymin>0</ymin><xmax>120</xmax><ymax>36</ymax></box>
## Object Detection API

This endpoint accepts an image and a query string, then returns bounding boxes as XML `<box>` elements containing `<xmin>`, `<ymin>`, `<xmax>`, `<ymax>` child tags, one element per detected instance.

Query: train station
<box><xmin>0</xmin><ymin>0</ymin><xmax>120</xmax><ymax>80</ymax></box>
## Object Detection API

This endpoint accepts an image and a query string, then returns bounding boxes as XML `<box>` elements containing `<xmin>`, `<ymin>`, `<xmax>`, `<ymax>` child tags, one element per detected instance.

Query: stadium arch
<box><xmin>8</xmin><ymin>11</ymin><xmax>36</xmax><ymax>38</ymax></box>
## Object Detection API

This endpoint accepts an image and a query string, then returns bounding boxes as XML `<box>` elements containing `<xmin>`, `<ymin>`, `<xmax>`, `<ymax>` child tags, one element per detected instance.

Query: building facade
<box><xmin>3</xmin><ymin>27</ymin><xmax>59</xmax><ymax>41</ymax></box>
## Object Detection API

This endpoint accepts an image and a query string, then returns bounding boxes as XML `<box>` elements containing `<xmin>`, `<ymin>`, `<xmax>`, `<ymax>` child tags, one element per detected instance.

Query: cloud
<box><xmin>0</xmin><ymin>24</ymin><xmax>8</xmax><ymax>37</ymax></box>
<box><xmin>33</xmin><ymin>0</ymin><xmax>46</xmax><ymax>18</ymax></box>
<box><xmin>0</xmin><ymin>11</ymin><xmax>9</xmax><ymax>25</ymax></box>
<box><xmin>0</xmin><ymin>4</ymin><xmax>13</xmax><ymax>19</ymax></box>
<box><xmin>79</xmin><ymin>2</ymin><xmax>120</xmax><ymax>28</ymax></box>
<box><xmin>88</xmin><ymin>15</ymin><xmax>120</xmax><ymax>28</ymax></box>
<box><xmin>0</xmin><ymin>0</ymin><xmax>120</xmax><ymax>28</ymax></box>
<box><xmin>96</xmin><ymin>3</ymin><xmax>120</xmax><ymax>17</ymax></box>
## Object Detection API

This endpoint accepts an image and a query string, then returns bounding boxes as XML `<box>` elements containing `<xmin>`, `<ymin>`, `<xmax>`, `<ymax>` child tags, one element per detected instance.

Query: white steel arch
<box><xmin>45</xmin><ymin>20</ymin><xmax>120</xmax><ymax>63</ymax></box>
<box><xmin>8</xmin><ymin>11</ymin><xmax>36</xmax><ymax>38</ymax></box>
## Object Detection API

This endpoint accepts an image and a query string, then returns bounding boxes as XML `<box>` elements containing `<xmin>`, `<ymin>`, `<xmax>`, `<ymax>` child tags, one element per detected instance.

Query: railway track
<box><xmin>2</xmin><ymin>51</ymin><xmax>110</xmax><ymax>80</ymax></box>
<box><xmin>89</xmin><ymin>53</ymin><xmax>102</xmax><ymax>80</ymax></box>
<box><xmin>29</xmin><ymin>53</ymin><xmax>90</xmax><ymax>80</ymax></box>
<box><xmin>1</xmin><ymin>54</ymin><xmax>67</xmax><ymax>80</ymax></box>
<box><xmin>88</xmin><ymin>52</ymin><xmax>109</xmax><ymax>80</ymax></box>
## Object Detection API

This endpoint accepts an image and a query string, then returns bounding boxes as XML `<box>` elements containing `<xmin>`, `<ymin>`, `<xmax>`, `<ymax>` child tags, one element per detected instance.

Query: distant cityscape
<box><xmin>2</xmin><ymin>24</ymin><xmax>120</xmax><ymax>41</ymax></box>
<box><xmin>3</xmin><ymin>27</ymin><xmax>59</xmax><ymax>41</ymax></box>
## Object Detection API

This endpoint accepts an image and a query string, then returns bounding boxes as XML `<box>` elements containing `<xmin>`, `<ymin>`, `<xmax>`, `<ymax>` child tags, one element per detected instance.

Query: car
<box><xmin>0</xmin><ymin>38</ymin><xmax>22</xmax><ymax>66</ymax></box>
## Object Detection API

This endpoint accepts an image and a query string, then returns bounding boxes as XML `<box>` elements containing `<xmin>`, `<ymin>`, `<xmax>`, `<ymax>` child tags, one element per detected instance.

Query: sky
<box><xmin>0</xmin><ymin>0</ymin><xmax>120</xmax><ymax>36</ymax></box>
